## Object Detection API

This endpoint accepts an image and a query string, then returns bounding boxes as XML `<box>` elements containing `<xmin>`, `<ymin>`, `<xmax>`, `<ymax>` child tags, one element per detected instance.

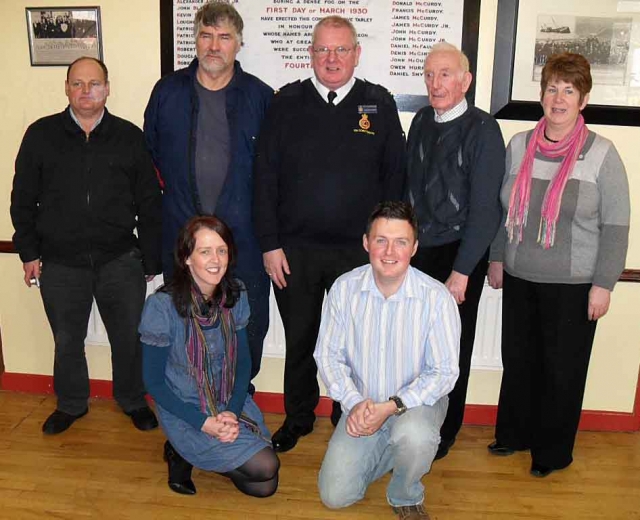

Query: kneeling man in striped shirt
<box><xmin>314</xmin><ymin>201</ymin><xmax>461</xmax><ymax>520</ymax></box>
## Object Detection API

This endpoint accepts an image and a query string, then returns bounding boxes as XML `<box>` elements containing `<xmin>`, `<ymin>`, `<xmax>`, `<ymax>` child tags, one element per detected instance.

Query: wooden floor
<box><xmin>0</xmin><ymin>392</ymin><xmax>638</xmax><ymax>519</ymax></box>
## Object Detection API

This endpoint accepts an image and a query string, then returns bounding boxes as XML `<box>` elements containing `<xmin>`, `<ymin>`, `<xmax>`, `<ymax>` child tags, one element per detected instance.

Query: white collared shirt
<box><xmin>312</xmin><ymin>76</ymin><xmax>356</xmax><ymax>105</ymax></box>
<box><xmin>434</xmin><ymin>98</ymin><xmax>468</xmax><ymax>123</ymax></box>
<box><xmin>69</xmin><ymin>107</ymin><xmax>105</xmax><ymax>132</ymax></box>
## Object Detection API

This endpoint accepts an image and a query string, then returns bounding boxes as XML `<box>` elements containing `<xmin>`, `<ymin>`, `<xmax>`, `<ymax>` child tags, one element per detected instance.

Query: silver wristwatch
<box><xmin>389</xmin><ymin>395</ymin><xmax>407</xmax><ymax>416</ymax></box>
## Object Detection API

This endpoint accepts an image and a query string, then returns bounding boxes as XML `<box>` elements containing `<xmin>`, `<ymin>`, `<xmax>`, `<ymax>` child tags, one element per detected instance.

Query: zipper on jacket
<box><xmin>87</xmin><ymin>188</ymin><xmax>93</xmax><ymax>267</ymax></box>
<box><xmin>85</xmin><ymin>135</ymin><xmax>94</xmax><ymax>268</ymax></box>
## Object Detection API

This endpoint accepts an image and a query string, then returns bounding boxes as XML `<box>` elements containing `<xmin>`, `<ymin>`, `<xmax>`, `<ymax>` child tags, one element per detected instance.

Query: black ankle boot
<box><xmin>163</xmin><ymin>441</ymin><xmax>196</xmax><ymax>495</ymax></box>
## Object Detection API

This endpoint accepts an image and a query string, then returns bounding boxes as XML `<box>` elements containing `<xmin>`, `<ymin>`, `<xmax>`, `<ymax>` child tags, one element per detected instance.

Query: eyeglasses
<box><xmin>312</xmin><ymin>46</ymin><xmax>353</xmax><ymax>58</ymax></box>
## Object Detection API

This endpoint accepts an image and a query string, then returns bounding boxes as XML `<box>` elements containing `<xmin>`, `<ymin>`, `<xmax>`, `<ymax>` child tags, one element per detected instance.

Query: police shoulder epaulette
<box><xmin>274</xmin><ymin>80</ymin><xmax>303</xmax><ymax>97</ymax></box>
<box><xmin>363</xmin><ymin>80</ymin><xmax>395</xmax><ymax>104</ymax></box>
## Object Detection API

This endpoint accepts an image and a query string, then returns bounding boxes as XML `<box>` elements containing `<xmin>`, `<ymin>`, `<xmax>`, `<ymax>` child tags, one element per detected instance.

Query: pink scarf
<box><xmin>506</xmin><ymin>115</ymin><xmax>588</xmax><ymax>248</ymax></box>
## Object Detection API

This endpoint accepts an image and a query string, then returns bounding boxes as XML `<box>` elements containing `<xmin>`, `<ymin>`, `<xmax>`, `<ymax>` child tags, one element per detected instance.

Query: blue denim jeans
<box><xmin>318</xmin><ymin>397</ymin><xmax>448</xmax><ymax>509</ymax></box>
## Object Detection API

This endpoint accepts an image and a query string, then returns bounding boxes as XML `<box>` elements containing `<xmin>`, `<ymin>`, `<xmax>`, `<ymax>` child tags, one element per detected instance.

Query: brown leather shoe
<box><xmin>393</xmin><ymin>504</ymin><xmax>431</xmax><ymax>519</ymax></box>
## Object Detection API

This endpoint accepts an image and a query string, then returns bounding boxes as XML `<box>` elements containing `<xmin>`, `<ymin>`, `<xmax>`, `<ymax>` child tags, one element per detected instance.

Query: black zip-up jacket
<box><xmin>11</xmin><ymin>107</ymin><xmax>162</xmax><ymax>274</ymax></box>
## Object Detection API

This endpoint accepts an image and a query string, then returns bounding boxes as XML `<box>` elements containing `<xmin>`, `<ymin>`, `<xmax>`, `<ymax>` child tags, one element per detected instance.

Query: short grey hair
<box><xmin>311</xmin><ymin>16</ymin><xmax>358</xmax><ymax>48</ymax></box>
<box><xmin>426</xmin><ymin>42</ymin><xmax>470</xmax><ymax>73</ymax></box>
<box><xmin>193</xmin><ymin>1</ymin><xmax>244</xmax><ymax>43</ymax></box>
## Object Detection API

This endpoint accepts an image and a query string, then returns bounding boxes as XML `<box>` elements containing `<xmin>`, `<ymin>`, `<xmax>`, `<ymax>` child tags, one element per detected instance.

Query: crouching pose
<box><xmin>140</xmin><ymin>216</ymin><xmax>279</xmax><ymax>497</ymax></box>
<box><xmin>314</xmin><ymin>202</ymin><xmax>461</xmax><ymax>519</ymax></box>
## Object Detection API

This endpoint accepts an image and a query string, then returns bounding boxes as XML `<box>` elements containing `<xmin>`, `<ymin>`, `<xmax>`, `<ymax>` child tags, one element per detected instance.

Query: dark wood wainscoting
<box><xmin>0</xmin><ymin>240</ymin><xmax>16</xmax><ymax>377</ymax></box>
<box><xmin>0</xmin><ymin>241</ymin><xmax>16</xmax><ymax>254</ymax></box>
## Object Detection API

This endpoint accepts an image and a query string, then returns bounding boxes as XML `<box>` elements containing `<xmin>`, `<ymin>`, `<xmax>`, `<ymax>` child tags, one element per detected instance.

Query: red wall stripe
<box><xmin>2</xmin><ymin>371</ymin><xmax>638</xmax><ymax>432</ymax></box>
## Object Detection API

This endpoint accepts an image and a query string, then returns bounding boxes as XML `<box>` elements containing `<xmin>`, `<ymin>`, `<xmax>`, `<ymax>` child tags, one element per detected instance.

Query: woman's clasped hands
<box><xmin>201</xmin><ymin>411</ymin><xmax>239</xmax><ymax>443</ymax></box>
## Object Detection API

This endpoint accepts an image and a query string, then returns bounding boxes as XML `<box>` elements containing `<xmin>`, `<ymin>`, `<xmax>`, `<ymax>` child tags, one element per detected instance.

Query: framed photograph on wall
<box><xmin>26</xmin><ymin>6</ymin><xmax>103</xmax><ymax>66</ymax></box>
<box><xmin>491</xmin><ymin>0</ymin><xmax>640</xmax><ymax>126</ymax></box>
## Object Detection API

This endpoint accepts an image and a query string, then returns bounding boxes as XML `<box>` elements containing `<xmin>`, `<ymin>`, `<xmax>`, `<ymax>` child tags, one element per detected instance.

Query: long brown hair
<box><xmin>161</xmin><ymin>215</ymin><xmax>241</xmax><ymax>316</ymax></box>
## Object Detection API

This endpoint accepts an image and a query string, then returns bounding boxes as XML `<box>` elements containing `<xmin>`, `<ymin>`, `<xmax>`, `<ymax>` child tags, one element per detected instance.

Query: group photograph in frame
<box><xmin>491</xmin><ymin>0</ymin><xmax>640</xmax><ymax>126</ymax></box>
<box><xmin>533</xmin><ymin>14</ymin><xmax>632</xmax><ymax>85</ymax></box>
<box><xmin>26</xmin><ymin>6</ymin><xmax>103</xmax><ymax>66</ymax></box>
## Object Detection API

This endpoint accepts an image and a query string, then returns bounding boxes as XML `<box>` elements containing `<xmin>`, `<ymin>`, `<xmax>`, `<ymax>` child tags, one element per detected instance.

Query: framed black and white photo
<box><xmin>491</xmin><ymin>0</ymin><xmax>640</xmax><ymax>126</ymax></box>
<box><xmin>26</xmin><ymin>6</ymin><xmax>103</xmax><ymax>66</ymax></box>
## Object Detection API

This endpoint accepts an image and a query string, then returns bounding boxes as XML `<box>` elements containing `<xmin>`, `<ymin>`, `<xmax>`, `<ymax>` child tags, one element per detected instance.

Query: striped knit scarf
<box><xmin>185</xmin><ymin>284</ymin><xmax>237</xmax><ymax>415</ymax></box>
<box><xmin>506</xmin><ymin>115</ymin><xmax>588</xmax><ymax>249</ymax></box>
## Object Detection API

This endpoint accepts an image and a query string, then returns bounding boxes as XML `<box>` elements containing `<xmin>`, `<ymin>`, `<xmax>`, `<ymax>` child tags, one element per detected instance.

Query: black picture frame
<box><xmin>490</xmin><ymin>0</ymin><xmax>640</xmax><ymax>127</ymax></box>
<box><xmin>26</xmin><ymin>6</ymin><xmax>103</xmax><ymax>66</ymax></box>
<box><xmin>159</xmin><ymin>0</ymin><xmax>481</xmax><ymax>111</ymax></box>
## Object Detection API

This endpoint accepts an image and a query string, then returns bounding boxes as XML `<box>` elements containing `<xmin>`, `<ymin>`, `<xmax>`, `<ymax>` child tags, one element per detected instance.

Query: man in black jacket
<box><xmin>10</xmin><ymin>57</ymin><xmax>162</xmax><ymax>435</ymax></box>
<box><xmin>254</xmin><ymin>16</ymin><xmax>406</xmax><ymax>453</ymax></box>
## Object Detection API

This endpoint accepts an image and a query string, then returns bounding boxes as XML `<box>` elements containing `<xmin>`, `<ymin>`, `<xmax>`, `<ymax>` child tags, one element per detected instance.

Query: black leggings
<box><xmin>221</xmin><ymin>447</ymin><xmax>280</xmax><ymax>497</ymax></box>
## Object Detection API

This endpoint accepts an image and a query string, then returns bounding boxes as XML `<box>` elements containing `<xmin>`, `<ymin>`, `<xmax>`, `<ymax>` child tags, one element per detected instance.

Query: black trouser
<box><xmin>273</xmin><ymin>245</ymin><xmax>368</xmax><ymax>431</ymax></box>
<box><xmin>412</xmin><ymin>241</ymin><xmax>488</xmax><ymax>444</ymax></box>
<box><xmin>40</xmin><ymin>250</ymin><xmax>148</xmax><ymax>415</ymax></box>
<box><xmin>235</xmin><ymin>267</ymin><xmax>270</xmax><ymax>383</ymax></box>
<box><xmin>495</xmin><ymin>272</ymin><xmax>597</xmax><ymax>469</ymax></box>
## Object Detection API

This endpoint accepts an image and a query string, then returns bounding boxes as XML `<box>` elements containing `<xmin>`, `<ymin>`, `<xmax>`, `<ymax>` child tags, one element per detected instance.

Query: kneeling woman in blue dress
<box><xmin>140</xmin><ymin>215</ymin><xmax>279</xmax><ymax>497</ymax></box>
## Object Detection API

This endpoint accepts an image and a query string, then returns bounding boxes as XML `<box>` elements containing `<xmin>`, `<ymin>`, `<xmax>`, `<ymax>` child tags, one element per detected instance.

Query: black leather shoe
<box><xmin>42</xmin><ymin>409</ymin><xmax>88</xmax><ymax>435</ymax></box>
<box><xmin>164</xmin><ymin>441</ymin><xmax>196</xmax><ymax>495</ymax></box>
<box><xmin>530</xmin><ymin>462</ymin><xmax>554</xmax><ymax>478</ymax></box>
<box><xmin>271</xmin><ymin>424</ymin><xmax>313</xmax><ymax>453</ymax></box>
<box><xmin>487</xmin><ymin>441</ymin><xmax>527</xmax><ymax>456</ymax></box>
<box><xmin>434</xmin><ymin>438</ymin><xmax>455</xmax><ymax>461</ymax></box>
<box><xmin>126</xmin><ymin>406</ymin><xmax>158</xmax><ymax>431</ymax></box>
<box><xmin>330</xmin><ymin>401</ymin><xmax>342</xmax><ymax>427</ymax></box>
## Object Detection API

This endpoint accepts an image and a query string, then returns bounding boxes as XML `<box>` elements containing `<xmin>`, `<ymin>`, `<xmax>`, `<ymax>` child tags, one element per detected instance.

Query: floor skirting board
<box><xmin>2</xmin><ymin>372</ymin><xmax>638</xmax><ymax>432</ymax></box>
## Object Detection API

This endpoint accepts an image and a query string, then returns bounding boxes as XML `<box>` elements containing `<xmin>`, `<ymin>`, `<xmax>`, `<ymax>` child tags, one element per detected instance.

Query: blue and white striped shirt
<box><xmin>314</xmin><ymin>264</ymin><xmax>461</xmax><ymax>413</ymax></box>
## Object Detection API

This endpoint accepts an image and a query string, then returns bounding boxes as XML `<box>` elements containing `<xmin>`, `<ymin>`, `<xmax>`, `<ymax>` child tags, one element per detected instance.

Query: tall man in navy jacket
<box><xmin>144</xmin><ymin>3</ymin><xmax>272</xmax><ymax>385</ymax></box>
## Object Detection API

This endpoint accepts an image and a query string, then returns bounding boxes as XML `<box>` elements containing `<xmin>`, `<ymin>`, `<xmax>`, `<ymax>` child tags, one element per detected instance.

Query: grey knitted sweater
<box><xmin>490</xmin><ymin>130</ymin><xmax>630</xmax><ymax>290</ymax></box>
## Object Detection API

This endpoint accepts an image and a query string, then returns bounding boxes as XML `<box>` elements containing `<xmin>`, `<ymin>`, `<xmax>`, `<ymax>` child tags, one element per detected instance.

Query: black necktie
<box><xmin>328</xmin><ymin>91</ymin><xmax>337</xmax><ymax>105</ymax></box>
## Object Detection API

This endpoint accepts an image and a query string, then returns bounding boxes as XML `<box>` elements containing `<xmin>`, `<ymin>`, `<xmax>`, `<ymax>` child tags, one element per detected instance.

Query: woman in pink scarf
<box><xmin>486</xmin><ymin>53</ymin><xmax>630</xmax><ymax>478</ymax></box>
